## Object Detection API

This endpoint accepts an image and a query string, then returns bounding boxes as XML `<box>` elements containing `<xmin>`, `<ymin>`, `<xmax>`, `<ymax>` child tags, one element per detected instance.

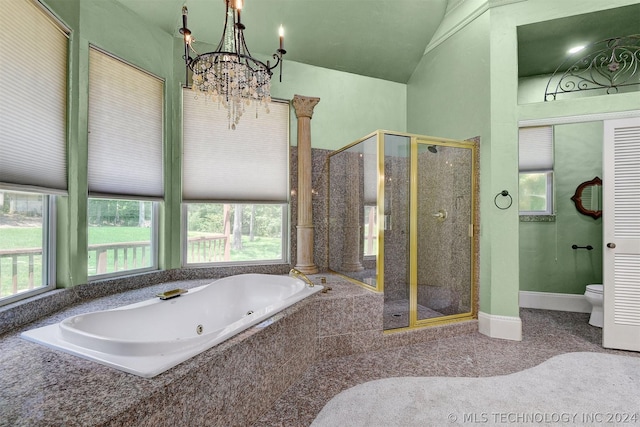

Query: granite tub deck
<box><xmin>0</xmin><ymin>274</ymin><xmax>477</xmax><ymax>427</ymax></box>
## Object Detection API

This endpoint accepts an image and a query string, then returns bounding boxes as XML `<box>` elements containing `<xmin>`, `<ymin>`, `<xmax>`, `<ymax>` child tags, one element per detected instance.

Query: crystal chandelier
<box><xmin>180</xmin><ymin>0</ymin><xmax>286</xmax><ymax>129</ymax></box>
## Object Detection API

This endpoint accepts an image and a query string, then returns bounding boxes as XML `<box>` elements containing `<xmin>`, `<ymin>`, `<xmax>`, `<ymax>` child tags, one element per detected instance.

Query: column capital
<box><xmin>292</xmin><ymin>95</ymin><xmax>320</xmax><ymax>119</ymax></box>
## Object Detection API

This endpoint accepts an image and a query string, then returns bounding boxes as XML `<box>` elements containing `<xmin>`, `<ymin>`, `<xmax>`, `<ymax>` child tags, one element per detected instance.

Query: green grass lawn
<box><xmin>229</xmin><ymin>236</ymin><xmax>282</xmax><ymax>261</ymax></box>
<box><xmin>0</xmin><ymin>227</ymin><xmax>44</xmax><ymax>249</ymax></box>
<box><xmin>88</xmin><ymin>226</ymin><xmax>152</xmax><ymax>245</ymax></box>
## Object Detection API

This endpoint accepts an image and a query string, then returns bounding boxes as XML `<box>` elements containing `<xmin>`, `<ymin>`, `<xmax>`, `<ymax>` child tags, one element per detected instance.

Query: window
<box><xmin>0</xmin><ymin>0</ymin><xmax>67</xmax><ymax>305</ymax></box>
<box><xmin>182</xmin><ymin>89</ymin><xmax>289</xmax><ymax>265</ymax></box>
<box><xmin>0</xmin><ymin>191</ymin><xmax>54</xmax><ymax>304</ymax></box>
<box><xmin>88</xmin><ymin>198</ymin><xmax>156</xmax><ymax>277</ymax></box>
<box><xmin>363</xmin><ymin>205</ymin><xmax>377</xmax><ymax>257</ymax></box>
<box><xmin>519</xmin><ymin>126</ymin><xmax>554</xmax><ymax>215</ymax></box>
<box><xmin>185</xmin><ymin>203</ymin><xmax>286</xmax><ymax>265</ymax></box>
<box><xmin>519</xmin><ymin>171</ymin><xmax>553</xmax><ymax>213</ymax></box>
<box><xmin>87</xmin><ymin>48</ymin><xmax>164</xmax><ymax>277</ymax></box>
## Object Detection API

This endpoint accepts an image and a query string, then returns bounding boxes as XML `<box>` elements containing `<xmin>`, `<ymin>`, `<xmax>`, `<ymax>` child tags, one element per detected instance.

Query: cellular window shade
<box><xmin>88</xmin><ymin>48</ymin><xmax>164</xmax><ymax>198</ymax></box>
<box><xmin>519</xmin><ymin>126</ymin><xmax>554</xmax><ymax>171</ymax></box>
<box><xmin>0</xmin><ymin>0</ymin><xmax>68</xmax><ymax>193</ymax></box>
<box><xmin>182</xmin><ymin>89</ymin><xmax>289</xmax><ymax>202</ymax></box>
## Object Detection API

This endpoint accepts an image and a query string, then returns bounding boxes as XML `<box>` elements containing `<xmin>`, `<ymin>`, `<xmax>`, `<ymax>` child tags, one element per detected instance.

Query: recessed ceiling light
<box><xmin>568</xmin><ymin>45</ymin><xmax>586</xmax><ymax>54</ymax></box>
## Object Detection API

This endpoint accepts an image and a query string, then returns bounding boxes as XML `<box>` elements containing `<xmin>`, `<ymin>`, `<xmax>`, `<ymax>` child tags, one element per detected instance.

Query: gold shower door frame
<box><xmin>405</xmin><ymin>137</ymin><xmax>478</xmax><ymax>329</ymax></box>
<box><xmin>326</xmin><ymin>130</ymin><xmax>478</xmax><ymax>330</ymax></box>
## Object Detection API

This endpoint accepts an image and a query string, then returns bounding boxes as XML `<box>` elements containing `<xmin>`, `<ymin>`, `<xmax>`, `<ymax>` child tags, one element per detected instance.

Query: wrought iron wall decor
<box><xmin>544</xmin><ymin>35</ymin><xmax>640</xmax><ymax>101</ymax></box>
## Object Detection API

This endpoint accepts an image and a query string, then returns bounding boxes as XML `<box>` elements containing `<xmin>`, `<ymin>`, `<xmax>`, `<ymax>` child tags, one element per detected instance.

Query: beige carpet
<box><xmin>312</xmin><ymin>352</ymin><xmax>640</xmax><ymax>426</ymax></box>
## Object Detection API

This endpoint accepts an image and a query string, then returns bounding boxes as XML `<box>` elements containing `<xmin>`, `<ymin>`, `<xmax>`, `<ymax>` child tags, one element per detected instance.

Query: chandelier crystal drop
<box><xmin>180</xmin><ymin>1</ymin><xmax>285</xmax><ymax>129</ymax></box>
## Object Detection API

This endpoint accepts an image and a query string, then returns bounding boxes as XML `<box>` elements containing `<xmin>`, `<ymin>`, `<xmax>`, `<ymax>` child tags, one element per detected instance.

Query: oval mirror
<box><xmin>570</xmin><ymin>176</ymin><xmax>602</xmax><ymax>219</ymax></box>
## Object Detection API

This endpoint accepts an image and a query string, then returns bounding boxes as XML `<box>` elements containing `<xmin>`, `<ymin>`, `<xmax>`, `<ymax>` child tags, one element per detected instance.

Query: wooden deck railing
<box><xmin>90</xmin><ymin>241</ymin><xmax>151</xmax><ymax>275</ymax></box>
<box><xmin>186</xmin><ymin>234</ymin><xmax>229</xmax><ymax>264</ymax></box>
<box><xmin>0</xmin><ymin>234</ymin><xmax>229</xmax><ymax>297</ymax></box>
<box><xmin>0</xmin><ymin>248</ymin><xmax>41</xmax><ymax>296</ymax></box>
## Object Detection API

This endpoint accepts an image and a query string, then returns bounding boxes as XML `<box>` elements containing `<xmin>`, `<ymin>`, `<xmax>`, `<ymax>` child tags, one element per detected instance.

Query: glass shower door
<box><xmin>382</xmin><ymin>134</ymin><xmax>411</xmax><ymax>329</ymax></box>
<box><xmin>412</xmin><ymin>140</ymin><xmax>474</xmax><ymax>324</ymax></box>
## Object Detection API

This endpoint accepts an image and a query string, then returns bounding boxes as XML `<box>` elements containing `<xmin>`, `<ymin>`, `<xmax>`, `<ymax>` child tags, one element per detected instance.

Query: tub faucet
<box><xmin>289</xmin><ymin>268</ymin><xmax>314</xmax><ymax>287</ymax></box>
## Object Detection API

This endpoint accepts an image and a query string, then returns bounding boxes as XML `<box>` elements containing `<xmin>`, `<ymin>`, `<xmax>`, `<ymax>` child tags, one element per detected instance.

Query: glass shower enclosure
<box><xmin>328</xmin><ymin>131</ymin><xmax>478</xmax><ymax>331</ymax></box>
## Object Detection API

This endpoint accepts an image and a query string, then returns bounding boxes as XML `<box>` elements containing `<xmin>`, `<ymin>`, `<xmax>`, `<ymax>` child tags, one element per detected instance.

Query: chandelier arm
<box><xmin>238</xmin><ymin>34</ymin><xmax>250</xmax><ymax>59</ymax></box>
<box><xmin>187</xmin><ymin>52</ymin><xmax>271</xmax><ymax>74</ymax></box>
<box><xmin>180</xmin><ymin>6</ymin><xmax>193</xmax><ymax>87</ymax></box>
<box><xmin>180</xmin><ymin>0</ymin><xmax>285</xmax><ymax>128</ymax></box>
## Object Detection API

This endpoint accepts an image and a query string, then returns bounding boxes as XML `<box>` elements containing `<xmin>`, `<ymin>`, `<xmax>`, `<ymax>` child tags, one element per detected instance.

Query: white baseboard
<box><xmin>478</xmin><ymin>311</ymin><xmax>522</xmax><ymax>341</ymax></box>
<box><xmin>519</xmin><ymin>291</ymin><xmax>591</xmax><ymax>313</ymax></box>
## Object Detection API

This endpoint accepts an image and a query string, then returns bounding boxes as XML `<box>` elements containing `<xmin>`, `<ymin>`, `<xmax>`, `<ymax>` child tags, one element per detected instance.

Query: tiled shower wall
<box><xmin>416</xmin><ymin>147</ymin><xmax>473</xmax><ymax>315</ymax></box>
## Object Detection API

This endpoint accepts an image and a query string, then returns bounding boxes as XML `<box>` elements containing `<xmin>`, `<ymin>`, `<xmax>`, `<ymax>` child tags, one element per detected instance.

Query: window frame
<box><xmin>181</xmin><ymin>93</ymin><xmax>291</xmax><ymax>268</ymax></box>
<box><xmin>0</xmin><ymin>0</ymin><xmax>67</xmax><ymax>306</ymax></box>
<box><xmin>518</xmin><ymin>125</ymin><xmax>555</xmax><ymax>218</ymax></box>
<box><xmin>519</xmin><ymin>170</ymin><xmax>554</xmax><ymax>216</ymax></box>
<box><xmin>363</xmin><ymin>204</ymin><xmax>377</xmax><ymax>260</ymax></box>
<box><xmin>0</xmin><ymin>192</ymin><xmax>56</xmax><ymax>307</ymax></box>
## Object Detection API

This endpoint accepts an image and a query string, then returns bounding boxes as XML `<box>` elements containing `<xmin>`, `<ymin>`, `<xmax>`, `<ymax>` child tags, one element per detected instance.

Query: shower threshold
<box><xmin>383</xmin><ymin>299</ymin><xmax>443</xmax><ymax>330</ymax></box>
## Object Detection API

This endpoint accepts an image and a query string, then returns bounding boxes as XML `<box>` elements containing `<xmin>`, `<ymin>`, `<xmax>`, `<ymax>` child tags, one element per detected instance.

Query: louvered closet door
<box><xmin>603</xmin><ymin>117</ymin><xmax>640</xmax><ymax>351</ymax></box>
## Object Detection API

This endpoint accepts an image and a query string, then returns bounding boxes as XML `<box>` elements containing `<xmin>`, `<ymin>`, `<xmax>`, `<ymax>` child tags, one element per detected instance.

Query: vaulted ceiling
<box><xmin>113</xmin><ymin>0</ymin><xmax>449</xmax><ymax>83</ymax></box>
<box><xmin>114</xmin><ymin>0</ymin><xmax>640</xmax><ymax>83</ymax></box>
<box><xmin>518</xmin><ymin>3</ymin><xmax>640</xmax><ymax>78</ymax></box>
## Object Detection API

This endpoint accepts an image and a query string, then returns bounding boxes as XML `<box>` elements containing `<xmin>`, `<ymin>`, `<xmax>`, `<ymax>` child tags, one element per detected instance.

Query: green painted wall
<box><xmin>174</xmin><ymin>39</ymin><xmax>407</xmax><ymax>151</ymax></box>
<box><xmin>44</xmin><ymin>0</ymin><xmax>177</xmax><ymax>283</ymax></box>
<box><xmin>272</xmin><ymin>61</ymin><xmax>407</xmax><ymax>150</ymax></box>
<box><xmin>407</xmin><ymin>0</ymin><xmax>639</xmax><ymax>319</ymax></box>
<box><xmin>490</xmin><ymin>0</ymin><xmax>640</xmax><ymax>319</ymax></box>
<box><xmin>407</xmin><ymin>12</ymin><xmax>493</xmax><ymax>314</ymax></box>
<box><xmin>519</xmin><ymin>122</ymin><xmax>603</xmax><ymax>294</ymax></box>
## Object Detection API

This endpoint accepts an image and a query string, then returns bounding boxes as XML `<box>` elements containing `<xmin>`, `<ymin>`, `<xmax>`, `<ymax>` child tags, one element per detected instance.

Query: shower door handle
<box><xmin>431</xmin><ymin>209</ymin><xmax>447</xmax><ymax>220</ymax></box>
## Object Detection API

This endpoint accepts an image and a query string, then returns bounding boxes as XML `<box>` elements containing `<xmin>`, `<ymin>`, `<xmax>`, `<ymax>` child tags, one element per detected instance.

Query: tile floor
<box><xmin>253</xmin><ymin>308</ymin><xmax>639</xmax><ymax>426</ymax></box>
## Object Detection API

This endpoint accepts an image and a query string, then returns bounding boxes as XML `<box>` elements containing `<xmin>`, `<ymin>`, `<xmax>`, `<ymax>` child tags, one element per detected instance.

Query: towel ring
<box><xmin>494</xmin><ymin>190</ymin><xmax>512</xmax><ymax>210</ymax></box>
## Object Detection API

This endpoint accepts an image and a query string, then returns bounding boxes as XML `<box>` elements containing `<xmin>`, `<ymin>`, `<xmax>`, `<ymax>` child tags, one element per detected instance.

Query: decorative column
<box><xmin>292</xmin><ymin>94</ymin><xmax>320</xmax><ymax>274</ymax></box>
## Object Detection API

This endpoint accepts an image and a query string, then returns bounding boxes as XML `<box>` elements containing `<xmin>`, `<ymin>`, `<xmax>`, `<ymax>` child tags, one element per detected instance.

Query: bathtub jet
<box><xmin>21</xmin><ymin>274</ymin><xmax>323</xmax><ymax>378</ymax></box>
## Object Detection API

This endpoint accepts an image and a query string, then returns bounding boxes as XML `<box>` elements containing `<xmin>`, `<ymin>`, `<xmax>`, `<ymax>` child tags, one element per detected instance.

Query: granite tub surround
<box><xmin>22</xmin><ymin>274</ymin><xmax>324</xmax><ymax>378</ymax></box>
<box><xmin>1</xmin><ymin>277</ymin><xmax>318</xmax><ymax>427</ymax></box>
<box><xmin>313</xmin><ymin>275</ymin><xmax>477</xmax><ymax>358</ymax></box>
<box><xmin>1</xmin><ymin>273</ymin><xmax>478</xmax><ymax>426</ymax></box>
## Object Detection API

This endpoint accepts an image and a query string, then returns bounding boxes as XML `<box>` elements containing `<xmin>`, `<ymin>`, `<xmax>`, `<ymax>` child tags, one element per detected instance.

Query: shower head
<box><xmin>427</xmin><ymin>145</ymin><xmax>438</xmax><ymax>154</ymax></box>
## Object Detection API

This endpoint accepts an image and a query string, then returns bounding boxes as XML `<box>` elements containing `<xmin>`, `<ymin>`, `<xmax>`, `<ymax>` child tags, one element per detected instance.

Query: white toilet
<box><xmin>584</xmin><ymin>284</ymin><xmax>603</xmax><ymax>328</ymax></box>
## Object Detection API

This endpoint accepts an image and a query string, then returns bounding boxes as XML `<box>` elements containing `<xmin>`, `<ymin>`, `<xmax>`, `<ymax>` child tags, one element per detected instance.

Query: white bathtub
<box><xmin>21</xmin><ymin>274</ymin><xmax>322</xmax><ymax>378</ymax></box>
